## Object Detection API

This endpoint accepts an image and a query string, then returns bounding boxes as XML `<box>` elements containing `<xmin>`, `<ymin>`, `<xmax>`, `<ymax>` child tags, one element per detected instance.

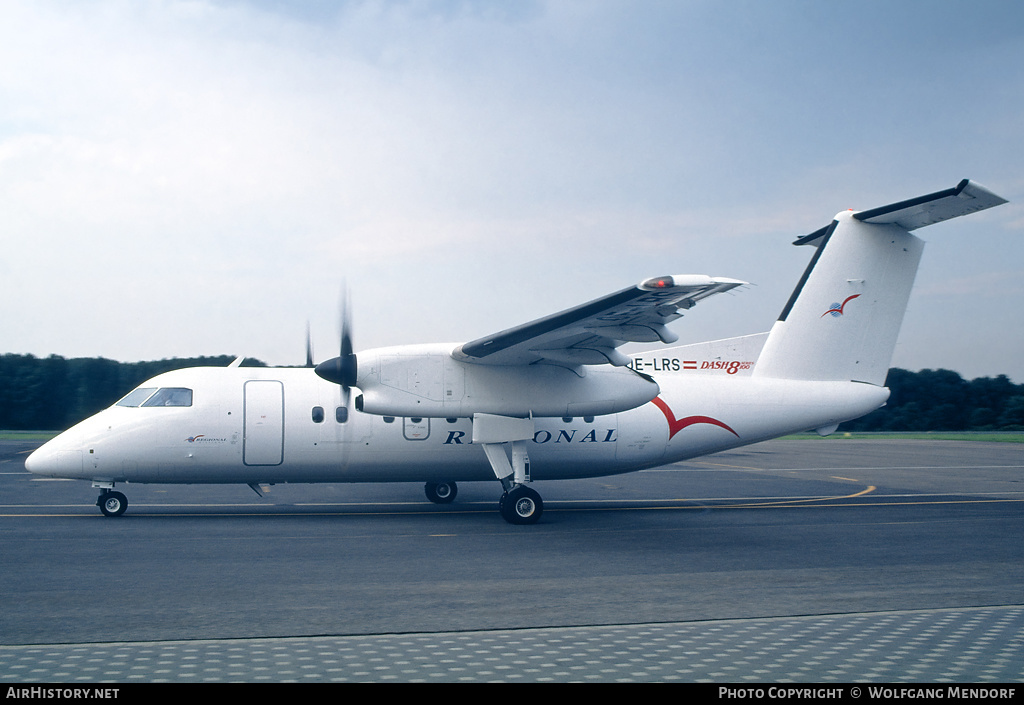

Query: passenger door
<box><xmin>243</xmin><ymin>380</ymin><xmax>284</xmax><ymax>465</ymax></box>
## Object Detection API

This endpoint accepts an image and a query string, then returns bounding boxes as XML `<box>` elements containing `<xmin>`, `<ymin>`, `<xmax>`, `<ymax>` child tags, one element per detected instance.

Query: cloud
<box><xmin>1</xmin><ymin>0</ymin><xmax>1022</xmax><ymax>381</ymax></box>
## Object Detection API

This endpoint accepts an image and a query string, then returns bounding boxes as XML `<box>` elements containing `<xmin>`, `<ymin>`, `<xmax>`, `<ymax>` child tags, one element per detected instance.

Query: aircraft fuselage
<box><xmin>27</xmin><ymin>363</ymin><xmax>887</xmax><ymax>486</ymax></box>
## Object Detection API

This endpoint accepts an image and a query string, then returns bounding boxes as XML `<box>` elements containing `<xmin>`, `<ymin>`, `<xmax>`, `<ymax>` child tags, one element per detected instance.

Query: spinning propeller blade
<box><xmin>305</xmin><ymin>322</ymin><xmax>314</xmax><ymax>368</ymax></box>
<box><xmin>314</xmin><ymin>287</ymin><xmax>358</xmax><ymax>406</ymax></box>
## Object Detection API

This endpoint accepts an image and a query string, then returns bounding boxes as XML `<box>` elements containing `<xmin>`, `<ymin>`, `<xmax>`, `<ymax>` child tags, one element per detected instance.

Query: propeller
<box><xmin>314</xmin><ymin>287</ymin><xmax>358</xmax><ymax>406</ymax></box>
<box><xmin>305</xmin><ymin>321</ymin><xmax>314</xmax><ymax>368</ymax></box>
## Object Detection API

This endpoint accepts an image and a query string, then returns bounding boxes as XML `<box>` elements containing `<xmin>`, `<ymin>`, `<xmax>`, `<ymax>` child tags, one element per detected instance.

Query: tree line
<box><xmin>0</xmin><ymin>354</ymin><xmax>264</xmax><ymax>431</ymax></box>
<box><xmin>839</xmin><ymin>368</ymin><xmax>1024</xmax><ymax>432</ymax></box>
<box><xmin>1</xmin><ymin>353</ymin><xmax>1022</xmax><ymax>431</ymax></box>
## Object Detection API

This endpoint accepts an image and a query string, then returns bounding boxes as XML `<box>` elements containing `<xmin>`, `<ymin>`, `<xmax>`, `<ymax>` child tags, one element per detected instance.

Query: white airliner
<box><xmin>26</xmin><ymin>180</ymin><xmax>1007</xmax><ymax>524</ymax></box>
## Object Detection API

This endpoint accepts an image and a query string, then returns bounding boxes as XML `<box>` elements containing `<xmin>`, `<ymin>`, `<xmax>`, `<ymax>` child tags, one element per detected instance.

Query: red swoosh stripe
<box><xmin>651</xmin><ymin>397</ymin><xmax>739</xmax><ymax>440</ymax></box>
<box><xmin>821</xmin><ymin>294</ymin><xmax>860</xmax><ymax>317</ymax></box>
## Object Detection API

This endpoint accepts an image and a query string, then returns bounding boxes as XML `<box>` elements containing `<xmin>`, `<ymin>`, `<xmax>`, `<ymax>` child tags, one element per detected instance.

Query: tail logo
<box><xmin>822</xmin><ymin>294</ymin><xmax>860</xmax><ymax>318</ymax></box>
<box><xmin>651</xmin><ymin>397</ymin><xmax>739</xmax><ymax>440</ymax></box>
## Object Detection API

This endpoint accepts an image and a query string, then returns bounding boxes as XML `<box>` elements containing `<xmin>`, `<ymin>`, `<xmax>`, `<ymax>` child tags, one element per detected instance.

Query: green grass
<box><xmin>0</xmin><ymin>431</ymin><xmax>58</xmax><ymax>442</ymax></box>
<box><xmin>787</xmin><ymin>431</ymin><xmax>1024</xmax><ymax>442</ymax></box>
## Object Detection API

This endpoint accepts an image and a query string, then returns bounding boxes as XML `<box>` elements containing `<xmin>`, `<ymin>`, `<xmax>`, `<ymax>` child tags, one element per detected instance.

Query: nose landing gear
<box><xmin>97</xmin><ymin>489</ymin><xmax>128</xmax><ymax>517</ymax></box>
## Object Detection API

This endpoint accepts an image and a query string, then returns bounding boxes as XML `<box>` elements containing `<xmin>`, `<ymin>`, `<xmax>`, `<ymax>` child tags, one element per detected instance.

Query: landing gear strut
<box><xmin>425</xmin><ymin>481</ymin><xmax>458</xmax><ymax>504</ymax></box>
<box><xmin>472</xmin><ymin>413</ymin><xmax>544</xmax><ymax>525</ymax></box>
<box><xmin>97</xmin><ymin>490</ymin><xmax>128</xmax><ymax>517</ymax></box>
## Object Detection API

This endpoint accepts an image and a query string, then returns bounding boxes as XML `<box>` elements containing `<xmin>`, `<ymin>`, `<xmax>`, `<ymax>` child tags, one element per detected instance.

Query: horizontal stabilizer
<box><xmin>853</xmin><ymin>179</ymin><xmax>1006</xmax><ymax>230</ymax></box>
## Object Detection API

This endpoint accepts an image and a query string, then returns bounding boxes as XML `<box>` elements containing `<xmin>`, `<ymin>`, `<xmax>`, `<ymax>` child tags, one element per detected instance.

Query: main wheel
<box><xmin>500</xmin><ymin>485</ymin><xmax>543</xmax><ymax>525</ymax></box>
<box><xmin>98</xmin><ymin>491</ymin><xmax>128</xmax><ymax>518</ymax></box>
<box><xmin>425</xmin><ymin>481</ymin><xmax>458</xmax><ymax>504</ymax></box>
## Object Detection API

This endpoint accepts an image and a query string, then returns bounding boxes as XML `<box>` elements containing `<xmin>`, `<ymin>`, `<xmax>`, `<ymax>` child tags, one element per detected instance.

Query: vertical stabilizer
<box><xmin>753</xmin><ymin>180</ymin><xmax>1006</xmax><ymax>385</ymax></box>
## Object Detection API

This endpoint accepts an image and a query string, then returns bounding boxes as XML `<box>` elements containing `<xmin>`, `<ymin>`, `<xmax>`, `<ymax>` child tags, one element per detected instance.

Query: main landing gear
<box><xmin>424</xmin><ymin>479</ymin><xmax>544</xmax><ymax>524</ymax></box>
<box><xmin>97</xmin><ymin>489</ymin><xmax>128</xmax><ymax>517</ymax></box>
<box><xmin>472</xmin><ymin>413</ymin><xmax>544</xmax><ymax>525</ymax></box>
<box><xmin>424</xmin><ymin>479</ymin><xmax>542</xmax><ymax>524</ymax></box>
<box><xmin>424</xmin><ymin>416</ymin><xmax>548</xmax><ymax>525</ymax></box>
<box><xmin>499</xmin><ymin>484</ymin><xmax>543</xmax><ymax>525</ymax></box>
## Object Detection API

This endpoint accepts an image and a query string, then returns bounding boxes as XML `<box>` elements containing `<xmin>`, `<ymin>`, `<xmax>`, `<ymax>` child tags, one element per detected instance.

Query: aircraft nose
<box><xmin>24</xmin><ymin>446</ymin><xmax>44</xmax><ymax>475</ymax></box>
<box><xmin>24</xmin><ymin>443</ymin><xmax>84</xmax><ymax>477</ymax></box>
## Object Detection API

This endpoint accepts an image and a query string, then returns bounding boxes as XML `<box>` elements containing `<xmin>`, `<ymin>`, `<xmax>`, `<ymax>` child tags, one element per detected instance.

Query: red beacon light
<box><xmin>641</xmin><ymin>276</ymin><xmax>675</xmax><ymax>289</ymax></box>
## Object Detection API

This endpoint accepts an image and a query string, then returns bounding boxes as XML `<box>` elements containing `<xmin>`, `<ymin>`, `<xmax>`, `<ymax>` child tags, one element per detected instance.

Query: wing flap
<box><xmin>453</xmin><ymin>275</ymin><xmax>745</xmax><ymax>367</ymax></box>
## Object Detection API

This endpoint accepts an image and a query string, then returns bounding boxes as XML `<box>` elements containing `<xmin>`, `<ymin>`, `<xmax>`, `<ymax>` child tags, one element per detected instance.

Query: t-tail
<box><xmin>753</xmin><ymin>180</ymin><xmax>1007</xmax><ymax>385</ymax></box>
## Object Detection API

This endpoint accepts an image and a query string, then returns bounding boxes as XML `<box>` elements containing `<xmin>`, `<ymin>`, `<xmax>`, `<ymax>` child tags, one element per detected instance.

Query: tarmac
<box><xmin>2</xmin><ymin>605</ymin><xmax>1022</xmax><ymax>683</ymax></box>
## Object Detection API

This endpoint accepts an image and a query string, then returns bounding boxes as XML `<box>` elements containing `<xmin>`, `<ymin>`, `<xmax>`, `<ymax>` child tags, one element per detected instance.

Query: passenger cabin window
<box><xmin>312</xmin><ymin>406</ymin><xmax>325</xmax><ymax>423</ymax></box>
<box><xmin>336</xmin><ymin>407</ymin><xmax>348</xmax><ymax>423</ymax></box>
<box><xmin>142</xmin><ymin>388</ymin><xmax>193</xmax><ymax>407</ymax></box>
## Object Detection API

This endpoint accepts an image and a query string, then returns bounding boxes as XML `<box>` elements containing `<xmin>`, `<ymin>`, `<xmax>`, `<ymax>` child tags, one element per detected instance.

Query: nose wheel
<box><xmin>97</xmin><ymin>490</ymin><xmax>128</xmax><ymax>517</ymax></box>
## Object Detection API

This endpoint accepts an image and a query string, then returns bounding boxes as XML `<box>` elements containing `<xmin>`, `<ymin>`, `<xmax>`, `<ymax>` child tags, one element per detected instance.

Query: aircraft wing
<box><xmin>452</xmin><ymin>275</ymin><xmax>745</xmax><ymax>367</ymax></box>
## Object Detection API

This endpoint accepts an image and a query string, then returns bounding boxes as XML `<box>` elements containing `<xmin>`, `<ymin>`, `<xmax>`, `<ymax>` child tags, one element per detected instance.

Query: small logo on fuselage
<box><xmin>186</xmin><ymin>435</ymin><xmax>226</xmax><ymax>443</ymax></box>
<box><xmin>822</xmin><ymin>294</ymin><xmax>860</xmax><ymax>317</ymax></box>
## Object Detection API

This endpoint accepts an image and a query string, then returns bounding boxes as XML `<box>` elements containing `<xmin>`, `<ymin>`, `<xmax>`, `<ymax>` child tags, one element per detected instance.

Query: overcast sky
<box><xmin>3</xmin><ymin>0</ymin><xmax>1022</xmax><ymax>382</ymax></box>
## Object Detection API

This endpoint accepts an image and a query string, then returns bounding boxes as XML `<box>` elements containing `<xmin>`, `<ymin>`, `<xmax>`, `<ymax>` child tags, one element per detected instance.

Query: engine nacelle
<box><xmin>354</xmin><ymin>344</ymin><xmax>658</xmax><ymax>418</ymax></box>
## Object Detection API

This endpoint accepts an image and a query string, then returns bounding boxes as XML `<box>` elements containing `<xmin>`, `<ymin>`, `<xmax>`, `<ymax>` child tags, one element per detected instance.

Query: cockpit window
<box><xmin>116</xmin><ymin>388</ymin><xmax>158</xmax><ymax>407</ymax></box>
<box><xmin>141</xmin><ymin>388</ymin><xmax>193</xmax><ymax>407</ymax></box>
